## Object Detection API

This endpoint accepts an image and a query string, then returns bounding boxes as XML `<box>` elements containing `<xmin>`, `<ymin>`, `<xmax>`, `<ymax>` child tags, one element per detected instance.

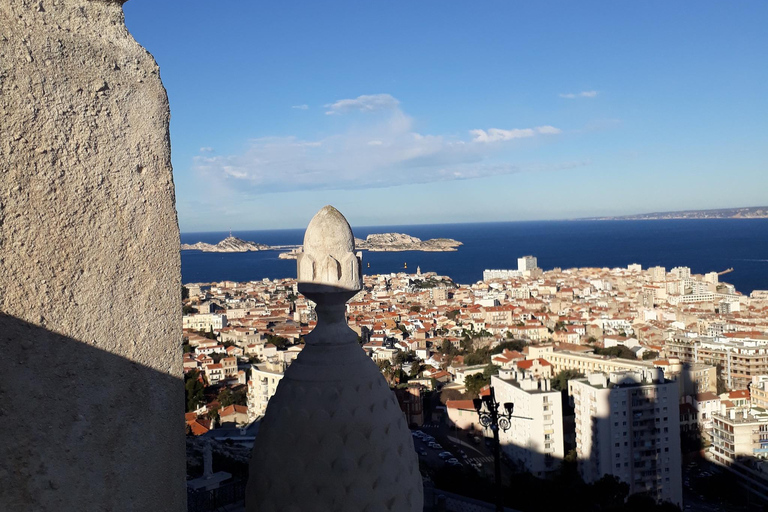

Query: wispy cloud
<box><xmin>199</xmin><ymin>147</ymin><xmax>214</xmax><ymax>153</ymax></box>
<box><xmin>559</xmin><ymin>90</ymin><xmax>598</xmax><ymax>99</ymax></box>
<box><xmin>291</xmin><ymin>104</ymin><xmax>309</xmax><ymax>110</ymax></box>
<box><xmin>470</xmin><ymin>126</ymin><xmax>561</xmax><ymax>143</ymax></box>
<box><xmin>324</xmin><ymin>93</ymin><xmax>400</xmax><ymax>115</ymax></box>
<box><xmin>194</xmin><ymin>95</ymin><xmax>571</xmax><ymax>193</ymax></box>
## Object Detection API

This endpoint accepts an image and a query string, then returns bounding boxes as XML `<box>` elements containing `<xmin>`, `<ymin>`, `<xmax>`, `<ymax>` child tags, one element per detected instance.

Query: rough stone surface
<box><xmin>248</xmin><ymin>207</ymin><xmax>423</xmax><ymax>512</ymax></box>
<box><xmin>0</xmin><ymin>1</ymin><xmax>184</xmax><ymax>510</ymax></box>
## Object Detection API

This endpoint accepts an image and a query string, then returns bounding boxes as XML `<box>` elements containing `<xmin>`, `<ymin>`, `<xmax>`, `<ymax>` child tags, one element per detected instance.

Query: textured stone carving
<box><xmin>247</xmin><ymin>206</ymin><xmax>422</xmax><ymax>512</ymax></box>
<box><xmin>0</xmin><ymin>1</ymin><xmax>184</xmax><ymax>510</ymax></box>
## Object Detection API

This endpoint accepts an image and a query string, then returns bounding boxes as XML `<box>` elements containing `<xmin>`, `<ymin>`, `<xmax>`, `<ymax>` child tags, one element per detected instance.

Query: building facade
<box><xmin>492</xmin><ymin>372</ymin><xmax>564</xmax><ymax>477</ymax></box>
<box><xmin>569</xmin><ymin>370</ymin><xmax>682</xmax><ymax>506</ymax></box>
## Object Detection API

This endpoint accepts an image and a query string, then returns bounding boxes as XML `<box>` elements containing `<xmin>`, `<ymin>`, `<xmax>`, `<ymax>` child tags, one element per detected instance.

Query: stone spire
<box><xmin>246</xmin><ymin>205</ymin><xmax>423</xmax><ymax>512</ymax></box>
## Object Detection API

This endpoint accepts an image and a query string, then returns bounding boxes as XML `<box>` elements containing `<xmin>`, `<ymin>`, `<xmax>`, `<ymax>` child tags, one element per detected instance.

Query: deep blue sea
<box><xmin>181</xmin><ymin>220</ymin><xmax>768</xmax><ymax>294</ymax></box>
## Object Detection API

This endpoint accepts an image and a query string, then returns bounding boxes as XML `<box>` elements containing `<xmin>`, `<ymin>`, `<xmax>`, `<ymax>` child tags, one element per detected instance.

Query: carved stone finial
<box><xmin>297</xmin><ymin>205</ymin><xmax>362</xmax><ymax>293</ymax></box>
<box><xmin>246</xmin><ymin>206</ymin><xmax>423</xmax><ymax>512</ymax></box>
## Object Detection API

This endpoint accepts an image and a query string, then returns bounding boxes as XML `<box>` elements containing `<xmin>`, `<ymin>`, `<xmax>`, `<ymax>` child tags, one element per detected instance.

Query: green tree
<box><xmin>184</xmin><ymin>370</ymin><xmax>205</xmax><ymax>412</ymax></box>
<box><xmin>464</xmin><ymin>373</ymin><xmax>488</xmax><ymax>397</ymax></box>
<box><xmin>642</xmin><ymin>350</ymin><xmax>659</xmax><ymax>360</ymax></box>
<box><xmin>440</xmin><ymin>339</ymin><xmax>457</xmax><ymax>355</ymax></box>
<box><xmin>266</xmin><ymin>334</ymin><xmax>290</xmax><ymax>350</ymax></box>
<box><xmin>490</xmin><ymin>339</ymin><xmax>526</xmax><ymax>354</ymax></box>
<box><xmin>482</xmin><ymin>363</ymin><xmax>500</xmax><ymax>379</ymax></box>
<box><xmin>409</xmin><ymin>305</ymin><xmax>421</xmax><ymax>313</ymax></box>
<box><xmin>594</xmin><ymin>345</ymin><xmax>637</xmax><ymax>360</ymax></box>
<box><xmin>589</xmin><ymin>474</ymin><xmax>629</xmax><ymax>510</ymax></box>
<box><xmin>182</xmin><ymin>285</ymin><xmax>189</xmax><ymax>300</ymax></box>
<box><xmin>552</xmin><ymin>369</ymin><xmax>585</xmax><ymax>392</ymax></box>
<box><xmin>446</xmin><ymin>309</ymin><xmax>460</xmax><ymax>321</ymax></box>
<box><xmin>716</xmin><ymin>364</ymin><xmax>729</xmax><ymax>394</ymax></box>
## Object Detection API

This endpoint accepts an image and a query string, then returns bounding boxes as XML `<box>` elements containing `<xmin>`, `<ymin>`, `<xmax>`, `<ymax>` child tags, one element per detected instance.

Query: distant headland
<box><xmin>582</xmin><ymin>206</ymin><xmax>768</xmax><ymax>221</ymax></box>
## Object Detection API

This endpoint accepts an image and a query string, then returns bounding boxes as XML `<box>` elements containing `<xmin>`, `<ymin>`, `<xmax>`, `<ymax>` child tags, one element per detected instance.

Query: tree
<box><xmin>716</xmin><ymin>363</ymin><xmax>728</xmax><ymax>394</ymax></box>
<box><xmin>184</xmin><ymin>370</ymin><xmax>205</xmax><ymax>412</ymax></box>
<box><xmin>377</xmin><ymin>360</ymin><xmax>396</xmax><ymax>386</ymax></box>
<box><xmin>483</xmin><ymin>363</ymin><xmax>500</xmax><ymax>379</ymax></box>
<box><xmin>589</xmin><ymin>474</ymin><xmax>629</xmax><ymax>510</ymax></box>
<box><xmin>440</xmin><ymin>388</ymin><xmax>465</xmax><ymax>404</ymax></box>
<box><xmin>642</xmin><ymin>350</ymin><xmax>659</xmax><ymax>360</ymax></box>
<box><xmin>266</xmin><ymin>334</ymin><xmax>290</xmax><ymax>350</ymax></box>
<box><xmin>440</xmin><ymin>339</ymin><xmax>457</xmax><ymax>355</ymax></box>
<box><xmin>218</xmin><ymin>388</ymin><xmax>234</xmax><ymax>407</ymax></box>
<box><xmin>446</xmin><ymin>309</ymin><xmax>460</xmax><ymax>321</ymax></box>
<box><xmin>182</xmin><ymin>285</ymin><xmax>189</xmax><ymax>300</ymax></box>
<box><xmin>464</xmin><ymin>350</ymin><xmax>490</xmax><ymax>366</ymax></box>
<box><xmin>464</xmin><ymin>373</ymin><xmax>488</xmax><ymax>398</ymax></box>
<box><xmin>552</xmin><ymin>369</ymin><xmax>584</xmax><ymax>392</ymax></box>
<box><xmin>490</xmin><ymin>339</ymin><xmax>526</xmax><ymax>354</ymax></box>
<box><xmin>409</xmin><ymin>305</ymin><xmax>421</xmax><ymax>313</ymax></box>
<box><xmin>594</xmin><ymin>345</ymin><xmax>637</xmax><ymax>360</ymax></box>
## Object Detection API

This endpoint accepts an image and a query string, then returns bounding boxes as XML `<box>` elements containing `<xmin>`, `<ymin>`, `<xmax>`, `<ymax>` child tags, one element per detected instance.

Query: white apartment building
<box><xmin>711</xmin><ymin>408</ymin><xmax>768</xmax><ymax>467</ymax></box>
<box><xmin>492</xmin><ymin>371</ymin><xmax>564</xmax><ymax>477</ymax></box>
<box><xmin>517</xmin><ymin>256</ymin><xmax>538</xmax><ymax>272</ymax></box>
<box><xmin>544</xmin><ymin>349</ymin><xmax>654</xmax><ymax>376</ymax></box>
<box><xmin>569</xmin><ymin>370</ymin><xmax>682</xmax><ymax>507</ymax></box>
<box><xmin>648</xmin><ymin>266</ymin><xmax>666</xmax><ymax>283</ymax></box>
<box><xmin>248</xmin><ymin>360</ymin><xmax>286</xmax><ymax>421</ymax></box>
<box><xmin>182</xmin><ymin>313</ymin><xmax>228</xmax><ymax>332</ymax></box>
<box><xmin>665</xmin><ymin>334</ymin><xmax>768</xmax><ymax>390</ymax></box>
<box><xmin>482</xmin><ymin>269</ymin><xmax>522</xmax><ymax>281</ymax></box>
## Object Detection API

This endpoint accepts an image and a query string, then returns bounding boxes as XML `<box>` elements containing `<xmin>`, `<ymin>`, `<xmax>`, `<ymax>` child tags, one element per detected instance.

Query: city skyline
<box><xmin>124</xmin><ymin>1</ymin><xmax>768</xmax><ymax>232</ymax></box>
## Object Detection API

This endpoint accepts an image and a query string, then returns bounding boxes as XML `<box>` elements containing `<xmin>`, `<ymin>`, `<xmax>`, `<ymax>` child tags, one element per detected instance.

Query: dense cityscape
<box><xmin>182</xmin><ymin>255</ymin><xmax>768</xmax><ymax>511</ymax></box>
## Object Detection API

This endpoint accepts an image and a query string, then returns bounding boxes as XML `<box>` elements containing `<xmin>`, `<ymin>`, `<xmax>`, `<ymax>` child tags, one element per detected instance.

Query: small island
<box><xmin>181</xmin><ymin>236</ymin><xmax>270</xmax><ymax>252</ymax></box>
<box><xmin>354</xmin><ymin>233</ymin><xmax>462</xmax><ymax>252</ymax></box>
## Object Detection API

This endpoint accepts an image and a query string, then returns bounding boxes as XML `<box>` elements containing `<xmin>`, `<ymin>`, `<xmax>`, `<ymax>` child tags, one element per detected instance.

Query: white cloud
<box><xmin>559</xmin><ymin>90</ymin><xmax>599</xmax><ymax>99</ymax></box>
<box><xmin>324</xmin><ymin>93</ymin><xmax>400</xmax><ymax>115</ymax></box>
<box><xmin>194</xmin><ymin>95</ymin><xmax>568</xmax><ymax>193</ymax></box>
<box><xmin>291</xmin><ymin>104</ymin><xmax>309</xmax><ymax>110</ymax></box>
<box><xmin>199</xmin><ymin>146</ymin><xmax>214</xmax><ymax>153</ymax></box>
<box><xmin>470</xmin><ymin>125</ymin><xmax>561</xmax><ymax>143</ymax></box>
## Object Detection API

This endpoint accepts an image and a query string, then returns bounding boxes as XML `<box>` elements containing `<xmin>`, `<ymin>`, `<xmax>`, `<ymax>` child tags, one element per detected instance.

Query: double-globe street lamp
<box><xmin>471</xmin><ymin>387</ymin><xmax>516</xmax><ymax>512</ymax></box>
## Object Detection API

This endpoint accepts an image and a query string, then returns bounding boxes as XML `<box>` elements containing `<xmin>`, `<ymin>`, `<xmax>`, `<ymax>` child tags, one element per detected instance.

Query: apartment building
<box><xmin>665</xmin><ymin>334</ymin><xmax>768</xmax><ymax>390</ymax></box>
<box><xmin>248</xmin><ymin>360</ymin><xmax>286</xmax><ymax>421</ymax></box>
<box><xmin>569</xmin><ymin>370</ymin><xmax>682</xmax><ymax>506</ymax></box>
<box><xmin>492</xmin><ymin>371</ymin><xmax>564</xmax><ymax>477</ymax></box>
<box><xmin>544</xmin><ymin>348</ymin><xmax>653</xmax><ymax>376</ymax></box>
<box><xmin>182</xmin><ymin>313</ymin><xmax>228</xmax><ymax>332</ymax></box>
<box><xmin>711</xmin><ymin>408</ymin><xmax>768</xmax><ymax>467</ymax></box>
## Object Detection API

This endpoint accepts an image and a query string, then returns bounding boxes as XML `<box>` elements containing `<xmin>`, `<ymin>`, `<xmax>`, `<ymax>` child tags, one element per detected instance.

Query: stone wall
<box><xmin>0</xmin><ymin>1</ymin><xmax>185</xmax><ymax>510</ymax></box>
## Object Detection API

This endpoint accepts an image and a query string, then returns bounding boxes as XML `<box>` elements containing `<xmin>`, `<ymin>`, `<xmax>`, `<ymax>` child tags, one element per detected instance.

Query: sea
<box><xmin>181</xmin><ymin>219</ymin><xmax>768</xmax><ymax>295</ymax></box>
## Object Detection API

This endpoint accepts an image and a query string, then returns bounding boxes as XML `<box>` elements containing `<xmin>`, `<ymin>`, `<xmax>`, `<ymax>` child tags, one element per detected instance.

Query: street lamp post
<box><xmin>473</xmin><ymin>387</ymin><xmax>514</xmax><ymax>512</ymax></box>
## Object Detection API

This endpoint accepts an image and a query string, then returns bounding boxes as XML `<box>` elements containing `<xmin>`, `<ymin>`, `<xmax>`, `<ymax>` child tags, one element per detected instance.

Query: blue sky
<box><xmin>124</xmin><ymin>1</ymin><xmax>767</xmax><ymax>232</ymax></box>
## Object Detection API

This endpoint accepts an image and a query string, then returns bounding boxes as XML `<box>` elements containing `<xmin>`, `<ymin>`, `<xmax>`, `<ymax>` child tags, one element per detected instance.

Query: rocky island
<box><xmin>354</xmin><ymin>233</ymin><xmax>462</xmax><ymax>252</ymax></box>
<box><xmin>181</xmin><ymin>236</ymin><xmax>270</xmax><ymax>252</ymax></box>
